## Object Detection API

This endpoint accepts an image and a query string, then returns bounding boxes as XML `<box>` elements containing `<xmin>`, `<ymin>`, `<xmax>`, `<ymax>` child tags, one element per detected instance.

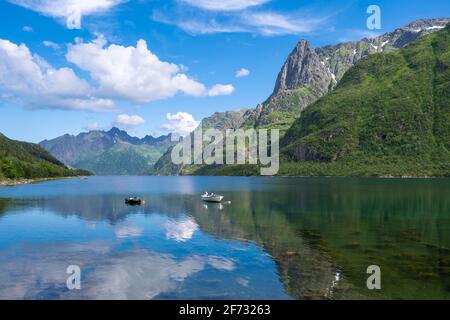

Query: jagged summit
<box><xmin>244</xmin><ymin>17</ymin><xmax>450</xmax><ymax>129</ymax></box>
<box><xmin>282</xmin><ymin>23</ymin><xmax>450</xmax><ymax>168</ymax></box>
<box><xmin>108</xmin><ymin>127</ymin><xmax>126</xmax><ymax>135</ymax></box>
<box><xmin>400</xmin><ymin>18</ymin><xmax>450</xmax><ymax>32</ymax></box>
<box><xmin>273</xmin><ymin>39</ymin><xmax>331</xmax><ymax>95</ymax></box>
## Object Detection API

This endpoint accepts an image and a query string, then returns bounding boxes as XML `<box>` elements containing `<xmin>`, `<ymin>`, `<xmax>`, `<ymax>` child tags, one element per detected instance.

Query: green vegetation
<box><xmin>191</xmin><ymin>26</ymin><xmax>450</xmax><ymax>178</ymax></box>
<box><xmin>280</xmin><ymin>25</ymin><xmax>450</xmax><ymax>177</ymax></box>
<box><xmin>189</xmin><ymin>164</ymin><xmax>260</xmax><ymax>176</ymax></box>
<box><xmin>0</xmin><ymin>133</ymin><xmax>90</xmax><ymax>181</ymax></box>
<box><xmin>76</xmin><ymin>142</ymin><xmax>169</xmax><ymax>175</ymax></box>
<box><xmin>278</xmin><ymin>155</ymin><xmax>449</xmax><ymax>177</ymax></box>
<box><xmin>243</xmin><ymin>86</ymin><xmax>317</xmax><ymax>131</ymax></box>
<box><xmin>190</xmin><ymin>155</ymin><xmax>449</xmax><ymax>177</ymax></box>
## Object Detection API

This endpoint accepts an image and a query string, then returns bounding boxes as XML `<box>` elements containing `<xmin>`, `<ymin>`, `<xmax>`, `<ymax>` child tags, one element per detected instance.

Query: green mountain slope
<box><xmin>280</xmin><ymin>24</ymin><xmax>450</xmax><ymax>176</ymax></box>
<box><xmin>243</xmin><ymin>18</ymin><xmax>450</xmax><ymax>132</ymax></box>
<box><xmin>150</xmin><ymin>19</ymin><xmax>449</xmax><ymax>177</ymax></box>
<box><xmin>0</xmin><ymin>133</ymin><xmax>90</xmax><ymax>181</ymax></box>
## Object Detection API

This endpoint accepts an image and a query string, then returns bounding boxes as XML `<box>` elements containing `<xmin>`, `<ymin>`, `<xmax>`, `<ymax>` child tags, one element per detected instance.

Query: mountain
<box><xmin>40</xmin><ymin>128</ymin><xmax>175</xmax><ymax>175</ymax></box>
<box><xmin>243</xmin><ymin>18</ymin><xmax>450</xmax><ymax>131</ymax></box>
<box><xmin>0</xmin><ymin>133</ymin><xmax>90</xmax><ymax>181</ymax></box>
<box><xmin>149</xmin><ymin>18</ymin><xmax>449</xmax><ymax>177</ymax></box>
<box><xmin>279</xmin><ymin>23</ymin><xmax>450</xmax><ymax>176</ymax></box>
<box><xmin>150</xmin><ymin>109</ymin><xmax>249</xmax><ymax>175</ymax></box>
<box><xmin>201</xmin><ymin>109</ymin><xmax>249</xmax><ymax>130</ymax></box>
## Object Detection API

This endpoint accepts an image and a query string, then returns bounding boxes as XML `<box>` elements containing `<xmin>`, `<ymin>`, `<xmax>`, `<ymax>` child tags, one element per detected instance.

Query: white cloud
<box><xmin>67</xmin><ymin>36</ymin><xmax>208</xmax><ymax>104</ymax></box>
<box><xmin>9</xmin><ymin>0</ymin><xmax>125</xmax><ymax>29</ymax></box>
<box><xmin>152</xmin><ymin>13</ymin><xmax>246</xmax><ymax>35</ymax></box>
<box><xmin>115</xmin><ymin>114</ymin><xmax>145</xmax><ymax>128</ymax></box>
<box><xmin>22</xmin><ymin>25</ymin><xmax>33</xmax><ymax>32</ymax></box>
<box><xmin>66</xmin><ymin>36</ymin><xmax>233</xmax><ymax>103</ymax></box>
<box><xmin>178</xmin><ymin>0</ymin><xmax>270</xmax><ymax>11</ymax></box>
<box><xmin>42</xmin><ymin>40</ymin><xmax>60</xmax><ymax>50</ymax></box>
<box><xmin>0</xmin><ymin>38</ymin><xmax>115</xmax><ymax>112</ymax></box>
<box><xmin>207</xmin><ymin>84</ymin><xmax>235</xmax><ymax>96</ymax></box>
<box><xmin>161</xmin><ymin>112</ymin><xmax>200</xmax><ymax>136</ymax></box>
<box><xmin>243</xmin><ymin>12</ymin><xmax>323</xmax><ymax>35</ymax></box>
<box><xmin>153</xmin><ymin>10</ymin><xmax>326</xmax><ymax>36</ymax></box>
<box><xmin>235</xmin><ymin>68</ymin><xmax>250</xmax><ymax>78</ymax></box>
<box><xmin>0</xmin><ymin>35</ymin><xmax>233</xmax><ymax>112</ymax></box>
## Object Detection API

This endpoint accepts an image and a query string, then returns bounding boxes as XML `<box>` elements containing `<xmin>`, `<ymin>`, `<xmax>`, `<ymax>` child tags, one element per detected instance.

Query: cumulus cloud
<box><xmin>161</xmin><ymin>112</ymin><xmax>200</xmax><ymax>136</ymax></box>
<box><xmin>0</xmin><ymin>35</ymin><xmax>233</xmax><ymax>112</ymax></box>
<box><xmin>66</xmin><ymin>36</ymin><xmax>231</xmax><ymax>103</ymax></box>
<box><xmin>9</xmin><ymin>0</ymin><xmax>125</xmax><ymax>29</ymax></box>
<box><xmin>115</xmin><ymin>114</ymin><xmax>145</xmax><ymax>128</ymax></box>
<box><xmin>235</xmin><ymin>68</ymin><xmax>250</xmax><ymax>78</ymax></box>
<box><xmin>178</xmin><ymin>0</ymin><xmax>270</xmax><ymax>11</ymax></box>
<box><xmin>0</xmin><ymin>38</ymin><xmax>115</xmax><ymax>112</ymax></box>
<box><xmin>207</xmin><ymin>84</ymin><xmax>235</xmax><ymax>96</ymax></box>
<box><xmin>22</xmin><ymin>25</ymin><xmax>33</xmax><ymax>32</ymax></box>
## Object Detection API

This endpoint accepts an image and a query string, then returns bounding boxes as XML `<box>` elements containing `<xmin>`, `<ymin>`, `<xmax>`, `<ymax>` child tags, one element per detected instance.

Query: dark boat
<box><xmin>125</xmin><ymin>197</ymin><xmax>145</xmax><ymax>206</ymax></box>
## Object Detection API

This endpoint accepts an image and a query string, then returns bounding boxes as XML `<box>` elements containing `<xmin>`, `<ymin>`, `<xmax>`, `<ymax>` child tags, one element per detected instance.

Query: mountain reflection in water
<box><xmin>0</xmin><ymin>176</ymin><xmax>449</xmax><ymax>299</ymax></box>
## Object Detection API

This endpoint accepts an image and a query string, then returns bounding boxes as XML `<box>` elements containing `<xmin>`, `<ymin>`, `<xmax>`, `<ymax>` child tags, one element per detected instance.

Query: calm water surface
<box><xmin>0</xmin><ymin>176</ymin><xmax>449</xmax><ymax>300</ymax></box>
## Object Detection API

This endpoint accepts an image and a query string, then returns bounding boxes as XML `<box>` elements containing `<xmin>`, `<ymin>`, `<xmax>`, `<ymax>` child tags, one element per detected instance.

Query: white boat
<box><xmin>201</xmin><ymin>192</ymin><xmax>224</xmax><ymax>203</ymax></box>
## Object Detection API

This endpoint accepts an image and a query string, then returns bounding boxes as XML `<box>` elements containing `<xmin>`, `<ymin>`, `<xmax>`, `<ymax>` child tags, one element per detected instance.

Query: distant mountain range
<box><xmin>0</xmin><ymin>133</ymin><xmax>89</xmax><ymax>182</ymax></box>
<box><xmin>40</xmin><ymin>128</ymin><xmax>175</xmax><ymax>175</ymax></box>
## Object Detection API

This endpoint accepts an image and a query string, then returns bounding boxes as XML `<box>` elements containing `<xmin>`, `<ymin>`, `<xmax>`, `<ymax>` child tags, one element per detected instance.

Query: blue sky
<box><xmin>0</xmin><ymin>0</ymin><xmax>449</xmax><ymax>142</ymax></box>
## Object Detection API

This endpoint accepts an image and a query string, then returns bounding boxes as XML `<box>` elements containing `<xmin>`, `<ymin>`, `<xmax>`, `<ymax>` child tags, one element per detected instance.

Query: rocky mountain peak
<box><xmin>401</xmin><ymin>18</ymin><xmax>450</xmax><ymax>33</ymax></box>
<box><xmin>200</xmin><ymin>109</ymin><xmax>249</xmax><ymax>131</ymax></box>
<box><xmin>108</xmin><ymin>127</ymin><xmax>127</xmax><ymax>136</ymax></box>
<box><xmin>141</xmin><ymin>133</ymin><xmax>172</xmax><ymax>146</ymax></box>
<box><xmin>106</xmin><ymin>127</ymin><xmax>142</xmax><ymax>145</ymax></box>
<box><xmin>273</xmin><ymin>39</ymin><xmax>331</xmax><ymax>95</ymax></box>
<box><xmin>242</xmin><ymin>18</ymin><xmax>450</xmax><ymax>129</ymax></box>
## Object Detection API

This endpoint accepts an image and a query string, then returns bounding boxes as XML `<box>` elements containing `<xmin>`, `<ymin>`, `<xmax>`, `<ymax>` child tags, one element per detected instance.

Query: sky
<box><xmin>0</xmin><ymin>0</ymin><xmax>449</xmax><ymax>143</ymax></box>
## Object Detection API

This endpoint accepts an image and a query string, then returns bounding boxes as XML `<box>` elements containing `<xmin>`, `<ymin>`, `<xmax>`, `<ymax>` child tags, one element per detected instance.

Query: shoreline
<box><xmin>0</xmin><ymin>176</ymin><xmax>78</xmax><ymax>187</ymax></box>
<box><xmin>1</xmin><ymin>175</ymin><xmax>447</xmax><ymax>187</ymax></box>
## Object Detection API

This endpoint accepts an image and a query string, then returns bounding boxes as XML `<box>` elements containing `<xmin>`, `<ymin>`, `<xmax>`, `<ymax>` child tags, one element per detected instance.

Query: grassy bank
<box><xmin>188</xmin><ymin>154</ymin><xmax>450</xmax><ymax>178</ymax></box>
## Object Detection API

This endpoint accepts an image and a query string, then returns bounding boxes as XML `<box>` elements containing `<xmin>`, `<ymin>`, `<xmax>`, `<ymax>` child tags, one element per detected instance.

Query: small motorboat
<box><xmin>201</xmin><ymin>192</ymin><xmax>224</xmax><ymax>203</ymax></box>
<box><xmin>125</xmin><ymin>197</ymin><xmax>145</xmax><ymax>206</ymax></box>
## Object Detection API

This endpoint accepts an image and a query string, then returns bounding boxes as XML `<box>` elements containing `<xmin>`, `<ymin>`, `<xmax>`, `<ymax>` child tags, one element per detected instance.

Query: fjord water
<box><xmin>0</xmin><ymin>177</ymin><xmax>449</xmax><ymax>300</ymax></box>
